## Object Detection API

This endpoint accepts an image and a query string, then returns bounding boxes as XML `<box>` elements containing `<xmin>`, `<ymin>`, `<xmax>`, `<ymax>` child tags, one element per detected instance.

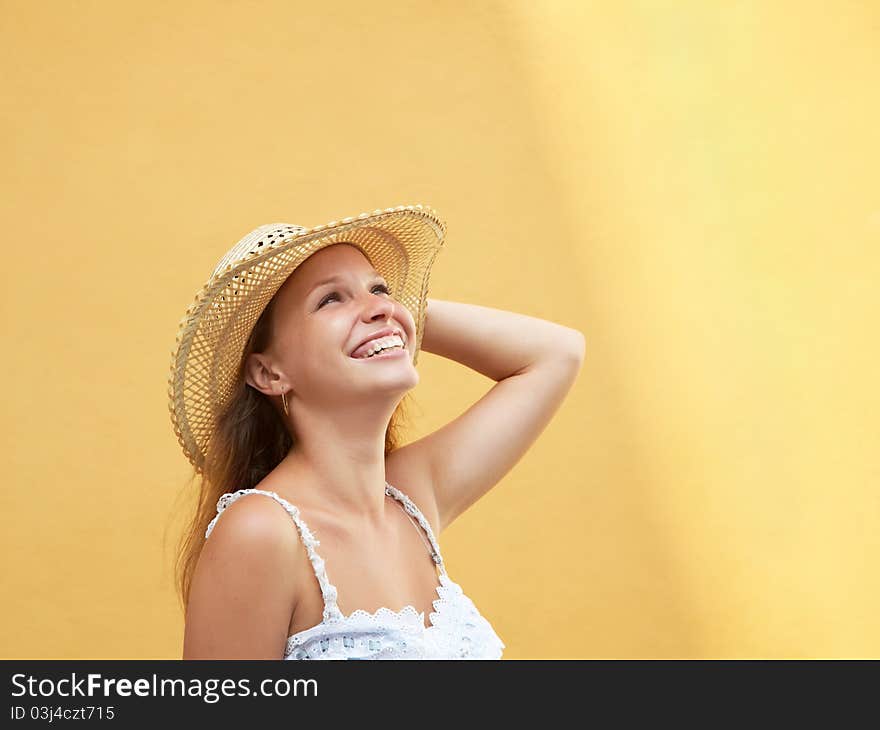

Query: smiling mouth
<box><xmin>350</xmin><ymin>344</ymin><xmax>408</xmax><ymax>360</ymax></box>
<box><xmin>349</xmin><ymin>330</ymin><xmax>407</xmax><ymax>359</ymax></box>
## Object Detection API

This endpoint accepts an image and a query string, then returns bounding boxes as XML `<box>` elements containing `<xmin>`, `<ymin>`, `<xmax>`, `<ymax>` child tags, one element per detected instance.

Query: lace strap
<box><xmin>205</xmin><ymin>488</ymin><xmax>343</xmax><ymax>622</ymax></box>
<box><xmin>384</xmin><ymin>482</ymin><xmax>447</xmax><ymax>575</ymax></box>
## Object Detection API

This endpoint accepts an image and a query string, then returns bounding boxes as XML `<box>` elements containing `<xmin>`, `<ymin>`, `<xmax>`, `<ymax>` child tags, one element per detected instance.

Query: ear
<box><xmin>243</xmin><ymin>352</ymin><xmax>287</xmax><ymax>397</ymax></box>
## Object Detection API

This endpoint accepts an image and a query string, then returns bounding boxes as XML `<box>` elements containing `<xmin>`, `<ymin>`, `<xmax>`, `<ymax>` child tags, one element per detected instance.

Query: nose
<box><xmin>357</xmin><ymin>288</ymin><xmax>395</xmax><ymax>324</ymax></box>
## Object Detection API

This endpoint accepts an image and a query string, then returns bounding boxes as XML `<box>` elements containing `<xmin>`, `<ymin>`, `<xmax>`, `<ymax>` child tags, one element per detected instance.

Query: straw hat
<box><xmin>167</xmin><ymin>203</ymin><xmax>447</xmax><ymax>473</ymax></box>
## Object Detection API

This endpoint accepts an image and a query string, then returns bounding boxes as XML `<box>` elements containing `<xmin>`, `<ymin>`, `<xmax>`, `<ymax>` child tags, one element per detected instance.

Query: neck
<box><xmin>274</xmin><ymin>395</ymin><xmax>400</xmax><ymax>527</ymax></box>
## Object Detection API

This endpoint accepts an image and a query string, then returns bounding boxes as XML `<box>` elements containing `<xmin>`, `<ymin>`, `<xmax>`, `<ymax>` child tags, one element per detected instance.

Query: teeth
<box><xmin>355</xmin><ymin>334</ymin><xmax>404</xmax><ymax>358</ymax></box>
<box><xmin>366</xmin><ymin>343</ymin><xmax>402</xmax><ymax>358</ymax></box>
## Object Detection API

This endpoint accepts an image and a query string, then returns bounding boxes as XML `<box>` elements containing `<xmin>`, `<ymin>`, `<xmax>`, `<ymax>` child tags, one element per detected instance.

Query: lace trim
<box><xmin>283</xmin><ymin>572</ymin><xmax>506</xmax><ymax>659</ymax></box>
<box><xmin>284</xmin><ymin>571</ymin><xmax>456</xmax><ymax>654</ymax></box>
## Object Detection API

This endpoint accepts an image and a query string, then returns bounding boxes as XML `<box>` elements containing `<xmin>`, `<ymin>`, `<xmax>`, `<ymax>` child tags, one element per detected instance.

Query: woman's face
<box><xmin>249</xmin><ymin>243</ymin><xmax>419</xmax><ymax>405</ymax></box>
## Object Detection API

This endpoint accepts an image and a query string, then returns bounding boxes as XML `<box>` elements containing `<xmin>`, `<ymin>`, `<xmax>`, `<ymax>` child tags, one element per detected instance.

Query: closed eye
<box><xmin>317</xmin><ymin>283</ymin><xmax>391</xmax><ymax>309</ymax></box>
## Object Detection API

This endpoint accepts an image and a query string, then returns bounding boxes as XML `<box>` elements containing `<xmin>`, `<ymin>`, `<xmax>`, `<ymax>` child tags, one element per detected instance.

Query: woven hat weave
<box><xmin>167</xmin><ymin>203</ymin><xmax>446</xmax><ymax>473</ymax></box>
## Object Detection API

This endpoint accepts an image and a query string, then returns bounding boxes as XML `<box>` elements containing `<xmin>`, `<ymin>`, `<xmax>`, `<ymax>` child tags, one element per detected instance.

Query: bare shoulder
<box><xmin>386</xmin><ymin>442</ymin><xmax>443</xmax><ymax>536</ymax></box>
<box><xmin>201</xmin><ymin>492</ymin><xmax>303</xmax><ymax>559</ymax></box>
<box><xmin>183</xmin><ymin>493</ymin><xmax>303</xmax><ymax>659</ymax></box>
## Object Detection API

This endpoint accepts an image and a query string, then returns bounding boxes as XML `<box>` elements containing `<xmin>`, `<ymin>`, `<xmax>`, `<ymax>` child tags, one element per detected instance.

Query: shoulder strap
<box><xmin>205</xmin><ymin>489</ymin><xmax>343</xmax><ymax>622</ymax></box>
<box><xmin>384</xmin><ymin>482</ymin><xmax>447</xmax><ymax>576</ymax></box>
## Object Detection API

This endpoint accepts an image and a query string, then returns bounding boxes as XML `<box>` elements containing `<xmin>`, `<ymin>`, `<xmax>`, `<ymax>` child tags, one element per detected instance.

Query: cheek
<box><xmin>302</xmin><ymin>318</ymin><xmax>350</xmax><ymax>359</ymax></box>
<box><xmin>272</xmin><ymin>326</ymin><xmax>315</xmax><ymax>373</ymax></box>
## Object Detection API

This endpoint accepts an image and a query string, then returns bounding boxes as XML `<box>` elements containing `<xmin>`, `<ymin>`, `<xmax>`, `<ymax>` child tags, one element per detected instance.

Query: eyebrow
<box><xmin>309</xmin><ymin>271</ymin><xmax>385</xmax><ymax>295</ymax></box>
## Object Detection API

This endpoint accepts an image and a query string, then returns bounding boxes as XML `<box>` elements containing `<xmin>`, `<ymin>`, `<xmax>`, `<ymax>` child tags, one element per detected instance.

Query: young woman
<box><xmin>169</xmin><ymin>204</ymin><xmax>585</xmax><ymax>659</ymax></box>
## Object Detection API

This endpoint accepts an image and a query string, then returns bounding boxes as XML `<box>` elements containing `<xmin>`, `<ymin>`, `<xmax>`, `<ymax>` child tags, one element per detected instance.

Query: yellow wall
<box><xmin>2</xmin><ymin>1</ymin><xmax>877</xmax><ymax>658</ymax></box>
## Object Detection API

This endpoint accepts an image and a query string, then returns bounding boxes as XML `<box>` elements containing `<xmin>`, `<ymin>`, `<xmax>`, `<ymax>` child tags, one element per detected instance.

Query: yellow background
<box><xmin>2</xmin><ymin>1</ymin><xmax>877</xmax><ymax>658</ymax></box>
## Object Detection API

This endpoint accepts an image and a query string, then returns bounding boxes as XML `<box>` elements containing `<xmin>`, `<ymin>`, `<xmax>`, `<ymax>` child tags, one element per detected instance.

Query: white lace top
<box><xmin>205</xmin><ymin>482</ymin><xmax>505</xmax><ymax>660</ymax></box>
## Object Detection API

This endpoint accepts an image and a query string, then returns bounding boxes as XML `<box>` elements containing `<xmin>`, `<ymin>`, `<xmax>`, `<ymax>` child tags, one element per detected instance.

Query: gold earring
<box><xmin>281</xmin><ymin>389</ymin><xmax>289</xmax><ymax>416</ymax></box>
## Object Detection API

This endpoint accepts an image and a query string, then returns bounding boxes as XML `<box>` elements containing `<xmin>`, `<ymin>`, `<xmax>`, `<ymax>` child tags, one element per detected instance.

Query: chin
<box><xmin>349</xmin><ymin>358</ymin><xmax>419</xmax><ymax>388</ymax></box>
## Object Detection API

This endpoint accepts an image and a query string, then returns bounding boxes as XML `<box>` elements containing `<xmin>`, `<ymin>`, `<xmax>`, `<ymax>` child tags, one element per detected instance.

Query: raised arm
<box><xmin>401</xmin><ymin>298</ymin><xmax>585</xmax><ymax>531</ymax></box>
